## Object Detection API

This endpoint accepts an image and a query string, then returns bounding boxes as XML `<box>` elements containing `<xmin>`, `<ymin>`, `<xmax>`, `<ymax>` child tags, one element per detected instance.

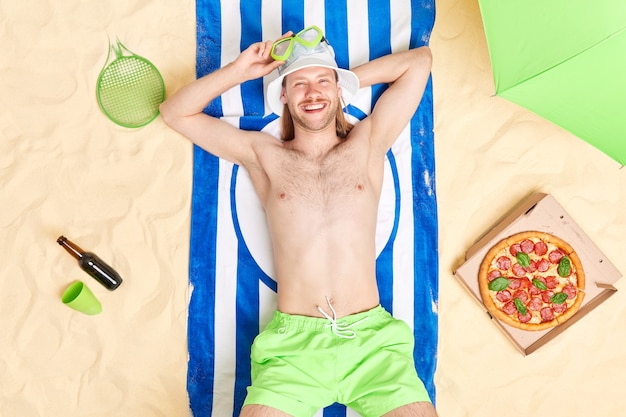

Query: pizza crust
<box><xmin>478</xmin><ymin>231</ymin><xmax>585</xmax><ymax>331</ymax></box>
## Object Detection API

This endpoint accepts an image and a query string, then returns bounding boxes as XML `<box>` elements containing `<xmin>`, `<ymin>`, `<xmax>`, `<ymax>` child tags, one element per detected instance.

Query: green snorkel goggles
<box><xmin>270</xmin><ymin>25</ymin><xmax>327</xmax><ymax>61</ymax></box>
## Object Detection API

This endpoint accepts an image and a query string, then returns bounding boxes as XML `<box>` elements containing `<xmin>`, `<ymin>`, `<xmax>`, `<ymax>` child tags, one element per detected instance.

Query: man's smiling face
<box><xmin>281</xmin><ymin>66</ymin><xmax>342</xmax><ymax>133</ymax></box>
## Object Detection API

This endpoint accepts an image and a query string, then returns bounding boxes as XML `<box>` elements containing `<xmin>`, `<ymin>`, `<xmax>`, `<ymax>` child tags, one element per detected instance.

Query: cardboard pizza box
<box><xmin>453</xmin><ymin>192</ymin><xmax>622</xmax><ymax>355</ymax></box>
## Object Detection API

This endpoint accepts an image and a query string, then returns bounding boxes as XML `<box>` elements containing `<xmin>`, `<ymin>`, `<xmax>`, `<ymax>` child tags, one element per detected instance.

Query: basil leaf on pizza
<box><xmin>514</xmin><ymin>298</ymin><xmax>527</xmax><ymax>315</ymax></box>
<box><xmin>516</xmin><ymin>252</ymin><xmax>530</xmax><ymax>267</ymax></box>
<box><xmin>558</xmin><ymin>256</ymin><xmax>571</xmax><ymax>277</ymax></box>
<box><xmin>488</xmin><ymin>277</ymin><xmax>510</xmax><ymax>291</ymax></box>
<box><xmin>551</xmin><ymin>292</ymin><xmax>568</xmax><ymax>305</ymax></box>
<box><xmin>478</xmin><ymin>231</ymin><xmax>585</xmax><ymax>331</ymax></box>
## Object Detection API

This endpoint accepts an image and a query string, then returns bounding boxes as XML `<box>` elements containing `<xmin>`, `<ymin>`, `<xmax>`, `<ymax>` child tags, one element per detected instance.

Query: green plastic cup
<box><xmin>62</xmin><ymin>281</ymin><xmax>102</xmax><ymax>315</ymax></box>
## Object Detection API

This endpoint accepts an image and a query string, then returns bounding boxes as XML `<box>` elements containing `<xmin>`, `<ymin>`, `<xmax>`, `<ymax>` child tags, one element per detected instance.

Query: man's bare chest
<box><xmin>270</xmin><ymin>148</ymin><xmax>369</xmax><ymax>205</ymax></box>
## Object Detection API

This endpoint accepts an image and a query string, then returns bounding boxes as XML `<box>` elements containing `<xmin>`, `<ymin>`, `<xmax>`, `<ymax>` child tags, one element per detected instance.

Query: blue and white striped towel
<box><xmin>188</xmin><ymin>1</ymin><xmax>437</xmax><ymax>416</ymax></box>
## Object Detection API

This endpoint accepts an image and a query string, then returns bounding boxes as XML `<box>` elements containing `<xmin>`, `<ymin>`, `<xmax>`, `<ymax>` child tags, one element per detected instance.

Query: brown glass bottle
<box><xmin>57</xmin><ymin>236</ymin><xmax>123</xmax><ymax>290</ymax></box>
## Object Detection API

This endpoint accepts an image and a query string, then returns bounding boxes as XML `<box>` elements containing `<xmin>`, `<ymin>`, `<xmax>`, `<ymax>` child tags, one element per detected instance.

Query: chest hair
<box><xmin>274</xmin><ymin>143</ymin><xmax>367</xmax><ymax>207</ymax></box>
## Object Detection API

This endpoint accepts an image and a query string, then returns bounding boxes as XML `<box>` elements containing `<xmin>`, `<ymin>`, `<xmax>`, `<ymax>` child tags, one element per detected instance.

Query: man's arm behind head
<box><xmin>350</xmin><ymin>46</ymin><xmax>432</xmax><ymax>152</ymax></box>
<box><xmin>159</xmin><ymin>40</ymin><xmax>284</xmax><ymax>166</ymax></box>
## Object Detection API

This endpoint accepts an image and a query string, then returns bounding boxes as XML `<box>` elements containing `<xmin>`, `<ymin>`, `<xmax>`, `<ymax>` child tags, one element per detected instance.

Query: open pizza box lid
<box><xmin>453</xmin><ymin>192</ymin><xmax>622</xmax><ymax>355</ymax></box>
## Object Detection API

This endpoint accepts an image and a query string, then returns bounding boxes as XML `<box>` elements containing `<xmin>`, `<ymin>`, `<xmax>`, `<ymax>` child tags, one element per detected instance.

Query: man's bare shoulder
<box><xmin>247</xmin><ymin>132</ymin><xmax>281</xmax><ymax>169</ymax></box>
<box><xmin>248</xmin><ymin>130</ymin><xmax>287</xmax><ymax>156</ymax></box>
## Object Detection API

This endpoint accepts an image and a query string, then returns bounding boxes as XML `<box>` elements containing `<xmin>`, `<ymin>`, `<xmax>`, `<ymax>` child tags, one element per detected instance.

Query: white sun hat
<box><xmin>266</xmin><ymin>40</ymin><xmax>360</xmax><ymax>116</ymax></box>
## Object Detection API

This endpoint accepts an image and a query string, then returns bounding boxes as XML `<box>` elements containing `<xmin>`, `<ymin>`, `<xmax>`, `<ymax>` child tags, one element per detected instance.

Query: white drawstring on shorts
<box><xmin>316</xmin><ymin>296</ymin><xmax>369</xmax><ymax>339</ymax></box>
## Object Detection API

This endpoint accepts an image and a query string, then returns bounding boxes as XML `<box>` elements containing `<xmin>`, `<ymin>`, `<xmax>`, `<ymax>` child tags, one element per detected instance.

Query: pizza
<box><xmin>478</xmin><ymin>231</ymin><xmax>585</xmax><ymax>331</ymax></box>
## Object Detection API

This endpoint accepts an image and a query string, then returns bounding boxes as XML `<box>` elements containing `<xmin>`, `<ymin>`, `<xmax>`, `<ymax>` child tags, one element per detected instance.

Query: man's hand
<box><xmin>233</xmin><ymin>32</ymin><xmax>293</xmax><ymax>81</ymax></box>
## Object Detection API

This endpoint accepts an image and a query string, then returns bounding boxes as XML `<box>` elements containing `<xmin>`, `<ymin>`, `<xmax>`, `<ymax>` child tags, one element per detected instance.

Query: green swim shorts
<box><xmin>243</xmin><ymin>305</ymin><xmax>431</xmax><ymax>417</ymax></box>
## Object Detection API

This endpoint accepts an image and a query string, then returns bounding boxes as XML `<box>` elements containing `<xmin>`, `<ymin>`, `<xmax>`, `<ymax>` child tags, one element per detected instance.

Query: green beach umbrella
<box><xmin>478</xmin><ymin>0</ymin><xmax>626</xmax><ymax>166</ymax></box>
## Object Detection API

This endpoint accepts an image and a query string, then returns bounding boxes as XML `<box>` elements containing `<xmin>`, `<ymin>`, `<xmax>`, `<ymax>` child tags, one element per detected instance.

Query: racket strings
<box><xmin>97</xmin><ymin>56</ymin><xmax>164</xmax><ymax>128</ymax></box>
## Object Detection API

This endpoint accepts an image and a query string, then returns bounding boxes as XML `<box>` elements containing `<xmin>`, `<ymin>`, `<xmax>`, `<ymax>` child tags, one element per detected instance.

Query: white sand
<box><xmin>1</xmin><ymin>0</ymin><xmax>624</xmax><ymax>416</ymax></box>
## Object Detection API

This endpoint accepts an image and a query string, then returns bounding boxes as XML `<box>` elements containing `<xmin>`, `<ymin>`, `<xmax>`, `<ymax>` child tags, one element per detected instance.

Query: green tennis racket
<box><xmin>96</xmin><ymin>39</ymin><xmax>165</xmax><ymax>128</ymax></box>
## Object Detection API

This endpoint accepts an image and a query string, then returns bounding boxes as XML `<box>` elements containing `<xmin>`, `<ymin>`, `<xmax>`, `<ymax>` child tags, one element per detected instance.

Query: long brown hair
<box><xmin>279</xmin><ymin>71</ymin><xmax>354</xmax><ymax>141</ymax></box>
